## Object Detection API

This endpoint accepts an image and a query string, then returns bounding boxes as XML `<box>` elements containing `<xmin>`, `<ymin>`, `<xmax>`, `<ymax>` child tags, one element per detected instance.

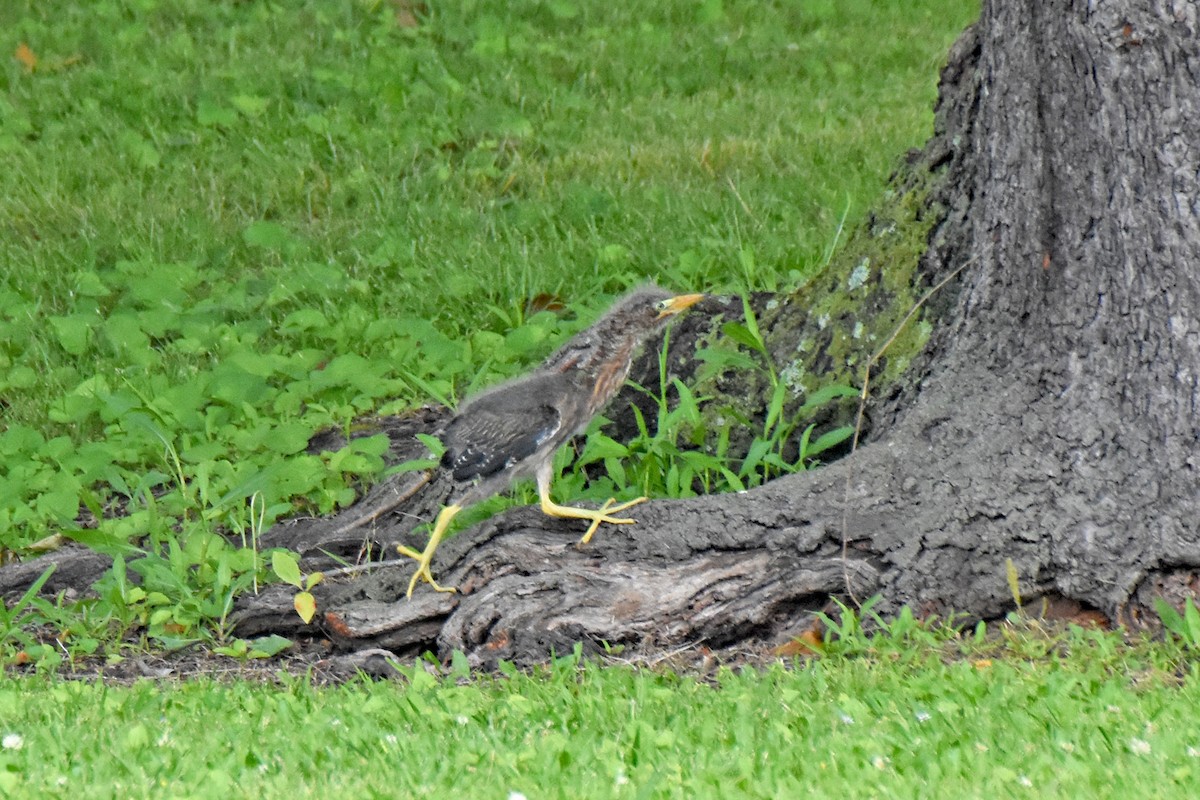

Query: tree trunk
<box><xmin>10</xmin><ymin>0</ymin><xmax>1200</xmax><ymax>670</ymax></box>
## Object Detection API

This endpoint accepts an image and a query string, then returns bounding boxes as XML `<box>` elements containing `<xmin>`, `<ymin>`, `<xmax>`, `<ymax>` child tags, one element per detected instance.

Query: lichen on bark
<box><xmin>678</xmin><ymin>149</ymin><xmax>951</xmax><ymax>464</ymax></box>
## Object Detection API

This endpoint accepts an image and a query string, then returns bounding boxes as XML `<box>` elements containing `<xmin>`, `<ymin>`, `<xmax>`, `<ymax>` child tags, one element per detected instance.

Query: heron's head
<box><xmin>599</xmin><ymin>285</ymin><xmax>705</xmax><ymax>336</ymax></box>
<box><xmin>542</xmin><ymin>284</ymin><xmax>704</xmax><ymax>377</ymax></box>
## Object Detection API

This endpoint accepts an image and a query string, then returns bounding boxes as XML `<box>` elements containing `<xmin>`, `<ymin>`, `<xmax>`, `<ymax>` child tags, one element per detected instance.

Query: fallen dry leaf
<box><xmin>14</xmin><ymin>42</ymin><xmax>37</xmax><ymax>72</ymax></box>
<box><xmin>773</xmin><ymin>628</ymin><xmax>825</xmax><ymax>658</ymax></box>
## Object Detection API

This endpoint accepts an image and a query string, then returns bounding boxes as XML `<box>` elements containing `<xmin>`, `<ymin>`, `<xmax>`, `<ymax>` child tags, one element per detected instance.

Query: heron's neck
<box><xmin>542</xmin><ymin>329</ymin><xmax>642</xmax><ymax>378</ymax></box>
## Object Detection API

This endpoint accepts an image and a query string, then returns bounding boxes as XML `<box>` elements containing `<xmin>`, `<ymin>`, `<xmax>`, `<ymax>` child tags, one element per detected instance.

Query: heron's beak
<box><xmin>657</xmin><ymin>293</ymin><xmax>705</xmax><ymax>319</ymax></box>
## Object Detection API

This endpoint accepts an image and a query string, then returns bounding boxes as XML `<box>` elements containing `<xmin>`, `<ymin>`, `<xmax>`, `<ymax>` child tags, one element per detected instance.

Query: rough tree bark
<box><xmin>8</xmin><ymin>0</ymin><xmax>1199</xmax><ymax>670</ymax></box>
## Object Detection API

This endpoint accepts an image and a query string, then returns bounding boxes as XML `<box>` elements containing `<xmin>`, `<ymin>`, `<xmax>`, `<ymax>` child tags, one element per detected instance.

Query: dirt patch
<box><xmin>6</xmin><ymin>628</ymin><xmax>786</xmax><ymax>685</ymax></box>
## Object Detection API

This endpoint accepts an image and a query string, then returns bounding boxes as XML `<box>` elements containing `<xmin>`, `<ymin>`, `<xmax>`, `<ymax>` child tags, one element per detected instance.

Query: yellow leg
<box><xmin>397</xmin><ymin>504</ymin><xmax>461</xmax><ymax>598</ymax></box>
<box><xmin>539</xmin><ymin>492</ymin><xmax>649</xmax><ymax>546</ymax></box>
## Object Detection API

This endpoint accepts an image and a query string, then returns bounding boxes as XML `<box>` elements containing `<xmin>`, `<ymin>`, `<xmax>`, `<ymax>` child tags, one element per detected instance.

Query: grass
<box><xmin>2</xmin><ymin>624</ymin><xmax>1200</xmax><ymax>798</ymax></box>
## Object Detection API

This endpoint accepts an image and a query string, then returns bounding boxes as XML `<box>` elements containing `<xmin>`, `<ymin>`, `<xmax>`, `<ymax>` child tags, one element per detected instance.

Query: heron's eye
<box><xmin>655</xmin><ymin>299</ymin><xmax>670</xmax><ymax>311</ymax></box>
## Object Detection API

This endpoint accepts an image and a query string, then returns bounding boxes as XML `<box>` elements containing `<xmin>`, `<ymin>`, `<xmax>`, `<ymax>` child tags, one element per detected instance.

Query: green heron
<box><xmin>398</xmin><ymin>285</ymin><xmax>704</xmax><ymax>597</ymax></box>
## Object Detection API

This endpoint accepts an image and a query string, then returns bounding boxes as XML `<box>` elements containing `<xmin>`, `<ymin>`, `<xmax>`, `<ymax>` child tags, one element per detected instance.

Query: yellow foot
<box><xmin>577</xmin><ymin>496</ymin><xmax>649</xmax><ymax>546</ymax></box>
<box><xmin>397</xmin><ymin>542</ymin><xmax>458</xmax><ymax>599</ymax></box>
<box><xmin>397</xmin><ymin>504</ymin><xmax>461</xmax><ymax>599</ymax></box>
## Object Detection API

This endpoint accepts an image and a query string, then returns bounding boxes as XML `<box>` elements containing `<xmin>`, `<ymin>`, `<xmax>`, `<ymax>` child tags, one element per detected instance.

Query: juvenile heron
<box><xmin>398</xmin><ymin>285</ymin><xmax>704</xmax><ymax>597</ymax></box>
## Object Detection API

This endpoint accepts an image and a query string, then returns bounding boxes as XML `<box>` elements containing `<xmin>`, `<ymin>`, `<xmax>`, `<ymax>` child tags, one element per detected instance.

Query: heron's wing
<box><xmin>440</xmin><ymin>373</ymin><xmax>570</xmax><ymax>483</ymax></box>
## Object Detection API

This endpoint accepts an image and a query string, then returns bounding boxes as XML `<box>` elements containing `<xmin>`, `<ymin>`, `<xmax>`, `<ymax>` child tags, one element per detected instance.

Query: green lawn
<box><xmin>1</xmin><ymin>0</ymin><xmax>976</xmax><ymax>555</ymax></box>
<box><xmin>10</xmin><ymin>2</ymin><xmax>1197</xmax><ymax>798</ymax></box>
<box><xmin>3</xmin><ymin>631</ymin><xmax>1199</xmax><ymax>798</ymax></box>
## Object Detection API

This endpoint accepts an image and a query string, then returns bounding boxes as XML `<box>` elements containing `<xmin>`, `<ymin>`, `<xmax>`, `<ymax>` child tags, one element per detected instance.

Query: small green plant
<box><xmin>271</xmin><ymin>550</ymin><xmax>323</xmax><ymax>625</ymax></box>
<box><xmin>212</xmin><ymin>634</ymin><xmax>293</xmax><ymax>660</ymax></box>
<box><xmin>1155</xmin><ymin>597</ymin><xmax>1200</xmax><ymax>649</ymax></box>
<box><xmin>717</xmin><ymin>296</ymin><xmax>859</xmax><ymax>480</ymax></box>
<box><xmin>0</xmin><ymin>565</ymin><xmax>56</xmax><ymax>659</ymax></box>
<box><xmin>817</xmin><ymin>595</ymin><xmax>886</xmax><ymax>650</ymax></box>
<box><xmin>688</xmin><ymin>296</ymin><xmax>859</xmax><ymax>491</ymax></box>
<box><xmin>77</xmin><ymin>526</ymin><xmax>267</xmax><ymax>648</ymax></box>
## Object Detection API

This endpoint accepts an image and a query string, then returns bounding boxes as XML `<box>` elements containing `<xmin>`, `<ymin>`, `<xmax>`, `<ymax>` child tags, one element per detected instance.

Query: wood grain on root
<box><xmin>233</xmin><ymin>481</ymin><xmax>880</xmax><ymax>669</ymax></box>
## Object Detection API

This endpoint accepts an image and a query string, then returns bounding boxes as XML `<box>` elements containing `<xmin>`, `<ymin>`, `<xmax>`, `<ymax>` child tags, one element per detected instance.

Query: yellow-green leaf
<box><xmin>294</xmin><ymin>591</ymin><xmax>316</xmax><ymax>624</ymax></box>
<box><xmin>271</xmin><ymin>550</ymin><xmax>303</xmax><ymax>588</ymax></box>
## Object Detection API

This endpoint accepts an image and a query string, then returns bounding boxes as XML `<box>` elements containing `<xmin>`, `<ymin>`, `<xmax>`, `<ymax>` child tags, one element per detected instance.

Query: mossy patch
<box><xmin>694</xmin><ymin>160</ymin><xmax>947</xmax><ymax>458</ymax></box>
